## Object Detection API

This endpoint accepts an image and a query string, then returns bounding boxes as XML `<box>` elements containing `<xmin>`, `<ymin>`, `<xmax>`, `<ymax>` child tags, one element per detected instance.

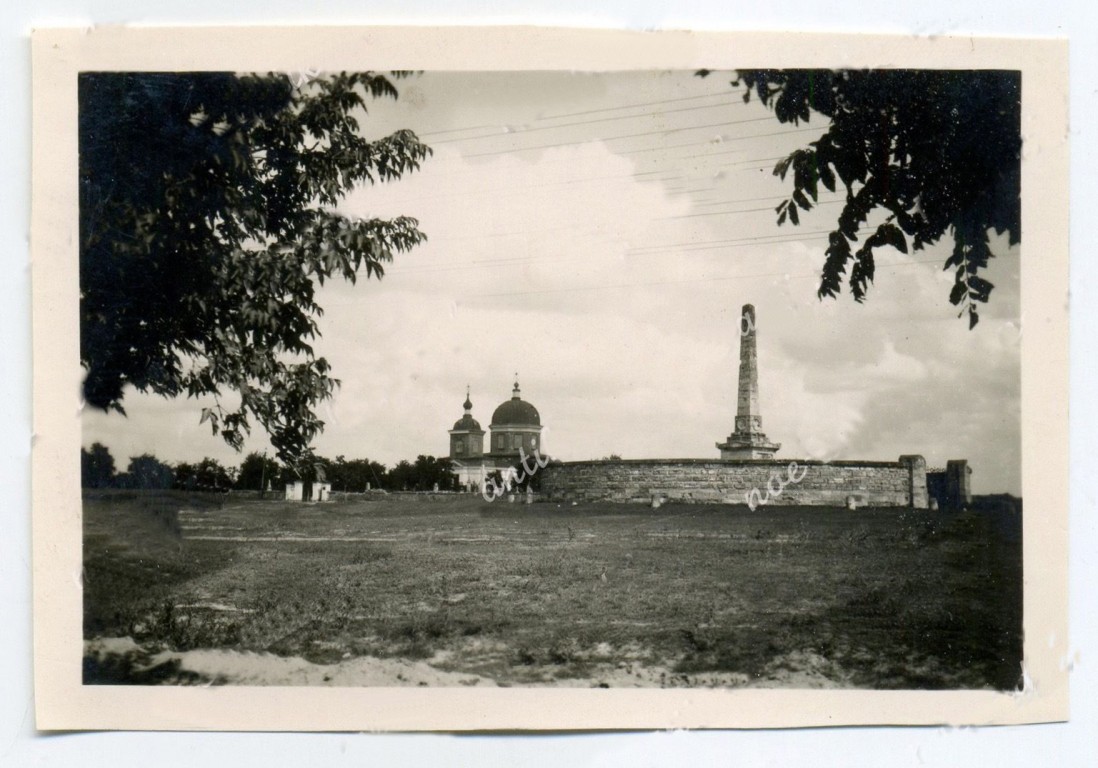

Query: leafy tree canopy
<box><xmin>80</xmin><ymin>72</ymin><xmax>431</xmax><ymax>466</ymax></box>
<box><xmin>174</xmin><ymin>458</ymin><xmax>234</xmax><ymax>492</ymax></box>
<box><xmin>706</xmin><ymin>69</ymin><xmax>1020</xmax><ymax>328</ymax></box>
<box><xmin>117</xmin><ymin>453</ymin><xmax>175</xmax><ymax>490</ymax></box>
<box><xmin>235</xmin><ymin>451</ymin><xmax>281</xmax><ymax>492</ymax></box>
<box><xmin>412</xmin><ymin>454</ymin><xmax>457</xmax><ymax>491</ymax></box>
<box><xmin>81</xmin><ymin>442</ymin><xmax>116</xmax><ymax>488</ymax></box>
<box><xmin>387</xmin><ymin>455</ymin><xmax>456</xmax><ymax>491</ymax></box>
<box><xmin>322</xmin><ymin>455</ymin><xmax>388</xmax><ymax>492</ymax></box>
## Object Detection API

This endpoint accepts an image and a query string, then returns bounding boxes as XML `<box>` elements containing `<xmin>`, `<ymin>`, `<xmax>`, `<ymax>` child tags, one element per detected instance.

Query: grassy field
<box><xmin>82</xmin><ymin>491</ymin><xmax>1022</xmax><ymax>688</ymax></box>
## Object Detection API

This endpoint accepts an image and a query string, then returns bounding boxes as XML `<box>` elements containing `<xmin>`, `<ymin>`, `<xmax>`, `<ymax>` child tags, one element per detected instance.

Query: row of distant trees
<box><xmin>80</xmin><ymin>443</ymin><xmax>458</xmax><ymax>493</ymax></box>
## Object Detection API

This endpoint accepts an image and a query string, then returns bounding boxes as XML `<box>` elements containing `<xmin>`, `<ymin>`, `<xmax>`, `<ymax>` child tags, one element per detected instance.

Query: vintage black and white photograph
<box><xmin>26</xmin><ymin>26</ymin><xmax>1072</xmax><ymax>733</ymax></box>
<box><xmin>73</xmin><ymin>63</ymin><xmax>1029</xmax><ymax>692</ymax></box>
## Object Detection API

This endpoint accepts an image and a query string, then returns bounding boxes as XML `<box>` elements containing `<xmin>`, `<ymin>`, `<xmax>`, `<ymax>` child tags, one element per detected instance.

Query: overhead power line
<box><xmin>387</xmin><ymin>227</ymin><xmax>878</xmax><ymax>276</ymax></box>
<box><xmin>661</xmin><ymin>199</ymin><xmax>844</xmax><ymax>220</ymax></box>
<box><xmin>426</xmin><ymin>110</ymin><xmax>774</xmax><ymax>146</ymax></box>
<box><xmin>475</xmin><ymin>258</ymin><xmax>946</xmax><ymax>299</ymax></box>
<box><xmin>536</xmin><ymin>90</ymin><xmax>744</xmax><ymax>121</ymax></box>
<box><xmin>361</xmin><ymin>161</ymin><xmax>837</xmax><ymax>210</ymax></box>
<box><xmin>620</xmin><ymin>126</ymin><xmax>822</xmax><ymax>156</ymax></box>
<box><xmin>462</xmin><ymin>124</ymin><xmax>823</xmax><ymax>160</ymax></box>
<box><xmin>624</xmin><ymin>228</ymin><xmax>862</xmax><ymax>255</ymax></box>
<box><xmin>461</xmin><ymin>118</ymin><xmax>746</xmax><ymax>159</ymax></box>
<box><xmin>382</xmin><ymin>148</ymin><xmax>794</xmax><ymax>196</ymax></box>
<box><xmin>418</xmin><ymin>90</ymin><xmax>746</xmax><ymax>140</ymax></box>
<box><xmin>355</xmin><ymin>168</ymin><xmax>684</xmax><ymax>209</ymax></box>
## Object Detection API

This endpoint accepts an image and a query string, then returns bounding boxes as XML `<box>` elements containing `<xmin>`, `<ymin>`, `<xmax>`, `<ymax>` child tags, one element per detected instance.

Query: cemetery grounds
<box><xmin>82</xmin><ymin>492</ymin><xmax>1023</xmax><ymax>689</ymax></box>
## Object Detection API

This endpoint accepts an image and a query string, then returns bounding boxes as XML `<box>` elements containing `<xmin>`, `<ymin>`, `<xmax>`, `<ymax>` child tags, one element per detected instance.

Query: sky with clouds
<box><xmin>82</xmin><ymin>70</ymin><xmax>1021</xmax><ymax>494</ymax></box>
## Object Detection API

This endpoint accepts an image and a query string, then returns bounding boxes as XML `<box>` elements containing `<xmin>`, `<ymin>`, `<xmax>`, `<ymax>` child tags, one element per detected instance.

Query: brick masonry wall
<box><xmin>539</xmin><ymin>458</ymin><xmax>929</xmax><ymax>508</ymax></box>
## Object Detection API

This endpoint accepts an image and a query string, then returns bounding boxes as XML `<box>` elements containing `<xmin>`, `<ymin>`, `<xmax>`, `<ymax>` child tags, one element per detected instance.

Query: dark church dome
<box><xmin>491</xmin><ymin>379</ymin><xmax>541</xmax><ymax>426</ymax></box>
<box><xmin>452</xmin><ymin>386</ymin><xmax>483</xmax><ymax>432</ymax></box>
<box><xmin>452</xmin><ymin>413</ymin><xmax>482</xmax><ymax>431</ymax></box>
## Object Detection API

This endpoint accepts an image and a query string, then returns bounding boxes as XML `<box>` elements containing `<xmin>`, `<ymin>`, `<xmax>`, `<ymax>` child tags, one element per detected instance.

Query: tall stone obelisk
<box><xmin>717</xmin><ymin>304</ymin><xmax>781</xmax><ymax>459</ymax></box>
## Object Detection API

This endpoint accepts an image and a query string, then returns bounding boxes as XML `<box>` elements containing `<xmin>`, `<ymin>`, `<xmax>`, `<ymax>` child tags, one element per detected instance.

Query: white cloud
<box><xmin>83</xmin><ymin>71</ymin><xmax>1022</xmax><ymax>495</ymax></box>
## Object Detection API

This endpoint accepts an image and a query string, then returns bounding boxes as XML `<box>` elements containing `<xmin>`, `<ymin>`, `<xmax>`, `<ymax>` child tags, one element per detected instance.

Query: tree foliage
<box><xmin>713</xmin><ymin>69</ymin><xmax>1020</xmax><ymax>328</ymax></box>
<box><xmin>174</xmin><ymin>458</ymin><xmax>234</xmax><ymax>492</ymax></box>
<box><xmin>117</xmin><ymin>454</ymin><xmax>175</xmax><ymax>489</ymax></box>
<box><xmin>387</xmin><ymin>455</ymin><xmax>456</xmax><ymax>491</ymax></box>
<box><xmin>235</xmin><ymin>451</ymin><xmax>281</xmax><ymax>492</ymax></box>
<box><xmin>322</xmin><ymin>455</ymin><xmax>388</xmax><ymax>492</ymax></box>
<box><xmin>81</xmin><ymin>442</ymin><xmax>116</xmax><ymax>488</ymax></box>
<box><xmin>79</xmin><ymin>72</ymin><xmax>431</xmax><ymax>465</ymax></box>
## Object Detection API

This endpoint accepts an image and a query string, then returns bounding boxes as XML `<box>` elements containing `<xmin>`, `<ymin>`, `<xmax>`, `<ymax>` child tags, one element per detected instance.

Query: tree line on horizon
<box><xmin>80</xmin><ymin>443</ymin><xmax>459</xmax><ymax>494</ymax></box>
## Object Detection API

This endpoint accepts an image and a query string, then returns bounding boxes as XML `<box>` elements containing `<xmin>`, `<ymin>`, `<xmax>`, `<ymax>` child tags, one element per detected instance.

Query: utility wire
<box><xmin>463</xmin><ymin>124</ymin><xmax>823</xmax><ymax>160</ymax></box>
<box><xmin>375</xmin><ymin>153</ymin><xmax>790</xmax><ymax>203</ymax></box>
<box><xmin>418</xmin><ymin>90</ymin><xmax>747</xmax><ymax>139</ymax></box>
<box><xmin>367</xmin><ymin>149</ymin><xmax>813</xmax><ymax>205</ymax></box>
<box><xmin>387</xmin><ymin>227</ymin><xmax>878</xmax><ymax>276</ymax></box>
<box><xmin>427</xmin><ymin>111</ymin><xmax>775</xmax><ymax>146</ymax></box>
<box><xmin>619</xmin><ymin>126</ymin><xmax>822</xmax><ymax>156</ymax></box>
<box><xmin>365</xmin><ymin>167</ymin><xmax>831</xmax><ymax>211</ymax></box>
<box><xmin>536</xmin><ymin>89</ymin><xmax>746</xmax><ymax>121</ymax></box>
<box><xmin>625</xmin><ymin>228</ymin><xmax>857</xmax><ymax>254</ymax></box>
<box><xmin>694</xmin><ymin>192</ymin><xmax>794</xmax><ymax>207</ymax></box>
<box><xmin>356</xmin><ymin>169</ymin><xmax>684</xmax><ymax>208</ymax></box>
<box><xmin>475</xmin><ymin>258</ymin><xmax>945</xmax><ymax>299</ymax></box>
<box><xmin>359</xmin><ymin>153</ymin><xmax>823</xmax><ymax>210</ymax></box>
<box><xmin>661</xmin><ymin>199</ymin><xmax>844</xmax><ymax>220</ymax></box>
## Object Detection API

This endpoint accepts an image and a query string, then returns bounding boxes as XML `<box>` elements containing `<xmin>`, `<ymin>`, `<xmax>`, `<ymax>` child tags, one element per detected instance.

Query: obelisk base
<box><xmin>717</xmin><ymin>434</ymin><xmax>781</xmax><ymax>460</ymax></box>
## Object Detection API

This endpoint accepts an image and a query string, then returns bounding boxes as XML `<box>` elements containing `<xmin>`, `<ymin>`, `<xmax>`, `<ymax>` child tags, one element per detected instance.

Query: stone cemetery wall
<box><xmin>539</xmin><ymin>456</ymin><xmax>929</xmax><ymax>509</ymax></box>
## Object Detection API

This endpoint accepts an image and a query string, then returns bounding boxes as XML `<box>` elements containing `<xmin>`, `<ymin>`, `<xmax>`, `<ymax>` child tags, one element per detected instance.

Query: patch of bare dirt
<box><xmin>85</xmin><ymin>637</ymin><xmax>856</xmax><ymax>688</ymax></box>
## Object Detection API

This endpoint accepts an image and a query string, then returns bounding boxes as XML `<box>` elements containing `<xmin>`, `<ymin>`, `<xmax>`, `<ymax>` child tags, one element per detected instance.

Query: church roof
<box><xmin>451</xmin><ymin>386</ymin><xmax>484</xmax><ymax>432</ymax></box>
<box><xmin>452</xmin><ymin>413</ymin><xmax>483</xmax><ymax>432</ymax></box>
<box><xmin>491</xmin><ymin>378</ymin><xmax>541</xmax><ymax>427</ymax></box>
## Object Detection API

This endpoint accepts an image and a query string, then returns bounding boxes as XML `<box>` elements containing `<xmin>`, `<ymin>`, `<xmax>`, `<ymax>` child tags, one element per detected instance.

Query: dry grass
<box><xmin>82</xmin><ymin>492</ymin><xmax>1022</xmax><ymax>688</ymax></box>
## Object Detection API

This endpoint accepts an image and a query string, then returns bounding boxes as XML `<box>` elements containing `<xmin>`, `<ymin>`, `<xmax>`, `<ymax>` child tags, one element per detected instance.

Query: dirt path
<box><xmin>85</xmin><ymin>637</ymin><xmax>853</xmax><ymax>688</ymax></box>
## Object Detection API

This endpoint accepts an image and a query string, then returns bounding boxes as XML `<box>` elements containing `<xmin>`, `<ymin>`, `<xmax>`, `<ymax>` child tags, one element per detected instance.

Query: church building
<box><xmin>448</xmin><ymin>378</ymin><xmax>543</xmax><ymax>492</ymax></box>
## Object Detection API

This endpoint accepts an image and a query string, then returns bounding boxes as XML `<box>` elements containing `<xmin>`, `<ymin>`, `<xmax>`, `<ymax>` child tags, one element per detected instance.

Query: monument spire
<box><xmin>717</xmin><ymin>304</ymin><xmax>781</xmax><ymax>459</ymax></box>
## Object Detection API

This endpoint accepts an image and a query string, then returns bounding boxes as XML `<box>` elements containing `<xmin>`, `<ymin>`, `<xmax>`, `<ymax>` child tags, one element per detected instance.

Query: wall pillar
<box><xmin>945</xmin><ymin>460</ymin><xmax>972</xmax><ymax>507</ymax></box>
<box><xmin>899</xmin><ymin>455</ymin><xmax>929</xmax><ymax>509</ymax></box>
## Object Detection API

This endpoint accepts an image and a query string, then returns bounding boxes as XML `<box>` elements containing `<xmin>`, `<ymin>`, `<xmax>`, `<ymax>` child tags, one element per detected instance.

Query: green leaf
<box><xmin>730</xmin><ymin>69</ymin><xmax>1019</xmax><ymax>328</ymax></box>
<box><xmin>773</xmin><ymin>154</ymin><xmax>794</xmax><ymax>180</ymax></box>
<box><xmin>878</xmin><ymin>223</ymin><xmax>908</xmax><ymax>254</ymax></box>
